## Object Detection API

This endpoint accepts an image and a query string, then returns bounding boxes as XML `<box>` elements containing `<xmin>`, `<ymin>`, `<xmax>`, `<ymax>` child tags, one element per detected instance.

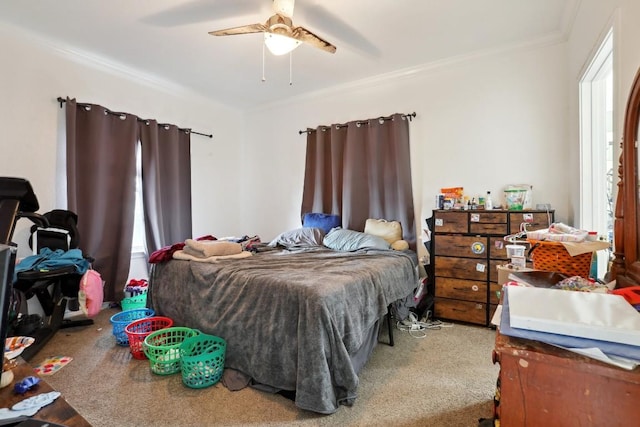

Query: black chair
<box><xmin>0</xmin><ymin>177</ymin><xmax>93</xmax><ymax>361</ymax></box>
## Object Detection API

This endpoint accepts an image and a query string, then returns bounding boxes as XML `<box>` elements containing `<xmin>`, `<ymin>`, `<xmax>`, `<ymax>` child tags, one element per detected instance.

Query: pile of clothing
<box><xmin>173</xmin><ymin>239</ymin><xmax>252</xmax><ymax>262</ymax></box>
<box><xmin>149</xmin><ymin>235</ymin><xmax>261</xmax><ymax>264</ymax></box>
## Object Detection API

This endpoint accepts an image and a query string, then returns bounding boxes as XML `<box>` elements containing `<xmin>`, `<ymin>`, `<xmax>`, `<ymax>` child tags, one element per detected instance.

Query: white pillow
<box><xmin>364</xmin><ymin>219</ymin><xmax>403</xmax><ymax>245</ymax></box>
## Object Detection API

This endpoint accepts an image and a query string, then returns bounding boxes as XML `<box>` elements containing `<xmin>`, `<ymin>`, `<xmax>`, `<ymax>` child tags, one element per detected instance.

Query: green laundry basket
<box><xmin>179</xmin><ymin>333</ymin><xmax>226</xmax><ymax>389</ymax></box>
<box><xmin>143</xmin><ymin>327</ymin><xmax>200</xmax><ymax>375</ymax></box>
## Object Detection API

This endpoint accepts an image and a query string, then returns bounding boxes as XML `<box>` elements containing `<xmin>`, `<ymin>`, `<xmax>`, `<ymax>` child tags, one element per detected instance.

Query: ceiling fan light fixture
<box><xmin>264</xmin><ymin>32</ymin><xmax>301</xmax><ymax>55</ymax></box>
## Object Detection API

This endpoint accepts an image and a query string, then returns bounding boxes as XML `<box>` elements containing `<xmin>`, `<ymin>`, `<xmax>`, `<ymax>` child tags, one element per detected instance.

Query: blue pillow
<box><xmin>302</xmin><ymin>213</ymin><xmax>341</xmax><ymax>234</ymax></box>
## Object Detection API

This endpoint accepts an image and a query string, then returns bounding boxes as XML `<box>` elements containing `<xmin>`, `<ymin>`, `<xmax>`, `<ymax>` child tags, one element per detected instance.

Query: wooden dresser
<box><xmin>430</xmin><ymin>209</ymin><xmax>553</xmax><ymax>326</ymax></box>
<box><xmin>0</xmin><ymin>358</ymin><xmax>91</xmax><ymax>427</ymax></box>
<box><xmin>492</xmin><ymin>331</ymin><xmax>640</xmax><ymax>426</ymax></box>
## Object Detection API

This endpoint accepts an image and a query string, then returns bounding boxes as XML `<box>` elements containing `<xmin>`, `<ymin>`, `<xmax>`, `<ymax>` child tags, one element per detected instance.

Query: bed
<box><xmin>147</xmin><ymin>229</ymin><xmax>419</xmax><ymax>414</ymax></box>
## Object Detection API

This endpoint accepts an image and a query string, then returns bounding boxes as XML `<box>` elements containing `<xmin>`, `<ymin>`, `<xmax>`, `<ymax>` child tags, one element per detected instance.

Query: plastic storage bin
<box><xmin>506</xmin><ymin>244</ymin><xmax>526</xmax><ymax>258</ymax></box>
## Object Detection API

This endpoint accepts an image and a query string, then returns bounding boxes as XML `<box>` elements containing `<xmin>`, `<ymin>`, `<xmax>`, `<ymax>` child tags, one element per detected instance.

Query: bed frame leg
<box><xmin>386</xmin><ymin>304</ymin><xmax>394</xmax><ymax>346</ymax></box>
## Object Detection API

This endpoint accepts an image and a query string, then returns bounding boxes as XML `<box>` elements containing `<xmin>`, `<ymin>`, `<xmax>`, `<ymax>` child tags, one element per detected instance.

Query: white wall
<box><xmin>243</xmin><ymin>42</ymin><xmax>571</xmax><ymax>258</ymax></box>
<box><xmin>0</xmin><ymin>23</ymin><xmax>245</xmax><ymax>258</ymax></box>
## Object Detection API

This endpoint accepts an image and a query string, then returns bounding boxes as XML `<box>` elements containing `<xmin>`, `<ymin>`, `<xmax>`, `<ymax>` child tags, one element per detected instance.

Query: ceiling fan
<box><xmin>208</xmin><ymin>0</ymin><xmax>337</xmax><ymax>55</ymax></box>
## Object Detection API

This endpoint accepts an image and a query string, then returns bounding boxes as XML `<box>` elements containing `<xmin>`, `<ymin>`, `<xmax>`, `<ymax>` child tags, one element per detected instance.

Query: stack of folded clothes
<box><xmin>173</xmin><ymin>239</ymin><xmax>253</xmax><ymax>262</ymax></box>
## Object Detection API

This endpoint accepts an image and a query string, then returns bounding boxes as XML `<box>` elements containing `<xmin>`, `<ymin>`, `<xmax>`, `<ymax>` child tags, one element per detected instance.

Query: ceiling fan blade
<box><xmin>272</xmin><ymin>0</ymin><xmax>295</xmax><ymax>19</ymax></box>
<box><xmin>293</xmin><ymin>26</ymin><xmax>337</xmax><ymax>54</ymax></box>
<box><xmin>209</xmin><ymin>23</ymin><xmax>267</xmax><ymax>36</ymax></box>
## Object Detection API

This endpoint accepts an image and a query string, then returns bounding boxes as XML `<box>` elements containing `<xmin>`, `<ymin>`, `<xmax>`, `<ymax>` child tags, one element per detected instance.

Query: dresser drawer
<box><xmin>435</xmin><ymin>257</ymin><xmax>488</xmax><ymax>281</ymax></box>
<box><xmin>490</xmin><ymin>282</ymin><xmax>502</xmax><ymax>305</ymax></box>
<box><xmin>435</xmin><ymin>298</ymin><xmax>487</xmax><ymax>325</ymax></box>
<box><xmin>469</xmin><ymin>212</ymin><xmax>508</xmax><ymax>235</ymax></box>
<box><xmin>434</xmin><ymin>235</ymin><xmax>488</xmax><ymax>258</ymax></box>
<box><xmin>489</xmin><ymin>236</ymin><xmax>508</xmax><ymax>260</ymax></box>
<box><xmin>433</xmin><ymin>211</ymin><xmax>468</xmax><ymax>233</ymax></box>
<box><xmin>489</xmin><ymin>259</ymin><xmax>505</xmax><ymax>283</ymax></box>
<box><xmin>508</xmin><ymin>211</ymin><xmax>553</xmax><ymax>234</ymax></box>
<box><xmin>436</xmin><ymin>277</ymin><xmax>487</xmax><ymax>303</ymax></box>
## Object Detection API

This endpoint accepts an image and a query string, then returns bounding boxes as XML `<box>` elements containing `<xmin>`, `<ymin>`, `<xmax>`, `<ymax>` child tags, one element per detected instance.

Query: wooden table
<box><xmin>493</xmin><ymin>331</ymin><xmax>640</xmax><ymax>426</ymax></box>
<box><xmin>0</xmin><ymin>358</ymin><xmax>91</xmax><ymax>427</ymax></box>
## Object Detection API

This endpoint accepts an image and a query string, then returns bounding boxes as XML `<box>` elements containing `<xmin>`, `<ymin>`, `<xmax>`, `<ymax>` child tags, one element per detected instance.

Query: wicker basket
<box><xmin>110</xmin><ymin>308</ymin><xmax>155</xmax><ymax>346</ymax></box>
<box><xmin>179</xmin><ymin>333</ymin><xmax>226</xmax><ymax>389</ymax></box>
<box><xmin>143</xmin><ymin>327</ymin><xmax>200</xmax><ymax>375</ymax></box>
<box><xmin>527</xmin><ymin>240</ymin><xmax>592</xmax><ymax>278</ymax></box>
<box><xmin>124</xmin><ymin>316</ymin><xmax>174</xmax><ymax>359</ymax></box>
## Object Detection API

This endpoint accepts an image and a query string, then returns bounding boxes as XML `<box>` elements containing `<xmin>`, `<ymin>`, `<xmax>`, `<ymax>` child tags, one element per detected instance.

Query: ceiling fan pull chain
<box><xmin>289</xmin><ymin>51</ymin><xmax>293</xmax><ymax>86</ymax></box>
<box><xmin>262</xmin><ymin>42</ymin><xmax>266</xmax><ymax>82</ymax></box>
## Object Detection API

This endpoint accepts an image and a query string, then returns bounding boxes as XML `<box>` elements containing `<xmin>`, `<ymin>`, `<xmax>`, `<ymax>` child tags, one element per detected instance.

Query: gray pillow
<box><xmin>268</xmin><ymin>227</ymin><xmax>325</xmax><ymax>248</ymax></box>
<box><xmin>323</xmin><ymin>228</ymin><xmax>390</xmax><ymax>251</ymax></box>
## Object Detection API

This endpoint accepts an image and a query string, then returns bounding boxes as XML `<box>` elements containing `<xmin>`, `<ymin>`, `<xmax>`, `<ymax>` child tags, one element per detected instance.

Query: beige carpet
<box><xmin>30</xmin><ymin>308</ymin><xmax>499</xmax><ymax>427</ymax></box>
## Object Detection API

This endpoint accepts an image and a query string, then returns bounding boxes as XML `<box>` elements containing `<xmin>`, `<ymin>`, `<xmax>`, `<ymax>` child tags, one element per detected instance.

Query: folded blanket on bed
<box><xmin>173</xmin><ymin>249</ymin><xmax>252</xmax><ymax>262</ymax></box>
<box><xmin>184</xmin><ymin>239</ymin><xmax>242</xmax><ymax>257</ymax></box>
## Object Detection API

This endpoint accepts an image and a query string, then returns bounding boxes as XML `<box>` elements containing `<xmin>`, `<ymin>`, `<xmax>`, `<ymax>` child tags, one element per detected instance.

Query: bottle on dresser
<box><xmin>485</xmin><ymin>191</ymin><xmax>493</xmax><ymax>210</ymax></box>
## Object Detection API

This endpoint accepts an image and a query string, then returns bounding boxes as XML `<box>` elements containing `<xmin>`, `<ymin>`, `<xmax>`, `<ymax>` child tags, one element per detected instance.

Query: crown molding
<box><xmin>2</xmin><ymin>13</ymin><xmax>575</xmax><ymax>115</ymax></box>
<box><xmin>561</xmin><ymin>0</ymin><xmax>582</xmax><ymax>40</ymax></box>
<box><xmin>2</xmin><ymin>21</ymin><xmax>238</xmax><ymax>111</ymax></box>
<box><xmin>249</xmin><ymin>30</ymin><xmax>569</xmax><ymax>113</ymax></box>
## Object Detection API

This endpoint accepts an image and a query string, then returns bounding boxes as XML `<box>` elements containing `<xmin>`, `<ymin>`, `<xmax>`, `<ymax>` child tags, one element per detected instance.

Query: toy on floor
<box><xmin>14</xmin><ymin>376</ymin><xmax>40</xmax><ymax>394</ymax></box>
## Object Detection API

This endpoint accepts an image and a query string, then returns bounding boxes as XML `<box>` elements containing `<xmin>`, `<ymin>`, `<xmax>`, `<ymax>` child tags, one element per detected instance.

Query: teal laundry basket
<box><xmin>179</xmin><ymin>333</ymin><xmax>226</xmax><ymax>389</ymax></box>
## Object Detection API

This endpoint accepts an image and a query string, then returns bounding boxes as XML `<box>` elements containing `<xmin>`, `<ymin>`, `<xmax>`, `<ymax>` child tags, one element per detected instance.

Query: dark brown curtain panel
<box><xmin>66</xmin><ymin>98</ymin><xmax>138</xmax><ymax>302</ymax></box>
<box><xmin>302</xmin><ymin>125</ymin><xmax>346</xmax><ymax>216</ymax></box>
<box><xmin>302</xmin><ymin>113</ymin><xmax>416</xmax><ymax>249</ymax></box>
<box><xmin>139</xmin><ymin>121</ymin><xmax>192</xmax><ymax>254</ymax></box>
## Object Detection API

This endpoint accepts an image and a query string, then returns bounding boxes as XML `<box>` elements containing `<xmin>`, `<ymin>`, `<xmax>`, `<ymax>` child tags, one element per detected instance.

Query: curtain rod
<box><xmin>298</xmin><ymin>112</ymin><xmax>417</xmax><ymax>135</ymax></box>
<box><xmin>56</xmin><ymin>97</ymin><xmax>213</xmax><ymax>139</ymax></box>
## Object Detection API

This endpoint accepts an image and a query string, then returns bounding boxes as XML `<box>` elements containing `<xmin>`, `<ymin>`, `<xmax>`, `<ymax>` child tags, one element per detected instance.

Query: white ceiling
<box><xmin>0</xmin><ymin>0</ymin><xmax>578</xmax><ymax>111</ymax></box>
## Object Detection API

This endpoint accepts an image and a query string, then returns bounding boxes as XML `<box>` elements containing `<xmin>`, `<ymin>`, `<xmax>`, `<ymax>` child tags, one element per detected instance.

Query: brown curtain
<box><xmin>66</xmin><ymin>98</ymin><xmax>138</xmax><ymax>302</ymax></box>
<box><xmin>139</xmin><ymin>121</ymin><xmax>192</xmax><ymax>254</ymax></box>
<box><xmin>302</xmin><ymin>113</ymin><xmax>416</xmax><ymax>249</ymax></box>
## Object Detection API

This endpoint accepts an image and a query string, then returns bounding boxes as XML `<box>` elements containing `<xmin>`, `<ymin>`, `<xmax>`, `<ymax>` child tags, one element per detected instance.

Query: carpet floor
<box><xmin>31</xmin><ymin>308</ymin><xmax>499</xmax><ymax>427</ymax></box>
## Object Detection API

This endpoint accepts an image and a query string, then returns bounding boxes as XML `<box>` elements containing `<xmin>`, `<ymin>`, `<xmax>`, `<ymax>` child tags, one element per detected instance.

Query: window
<box><xmin>579</xmin><ymin>28</ymin><xmax>613</xmax><ymax>280</ymax></box>
<box><xmin>132</xmin><ymin>142</ymin><xmax>146</xmax><ymax>254</ymax></box>
<box><xmin>128</xmin><ymin>141</ymin><xmax>149</xmax><ymax>282</ymax></box>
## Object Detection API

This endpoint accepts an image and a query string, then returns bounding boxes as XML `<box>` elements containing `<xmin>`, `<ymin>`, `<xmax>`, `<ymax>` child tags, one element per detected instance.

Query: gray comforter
<box><xmin>148</xmin><ymin>246</ymin><xmax>418</xmax><ymax>413</ymax></box>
